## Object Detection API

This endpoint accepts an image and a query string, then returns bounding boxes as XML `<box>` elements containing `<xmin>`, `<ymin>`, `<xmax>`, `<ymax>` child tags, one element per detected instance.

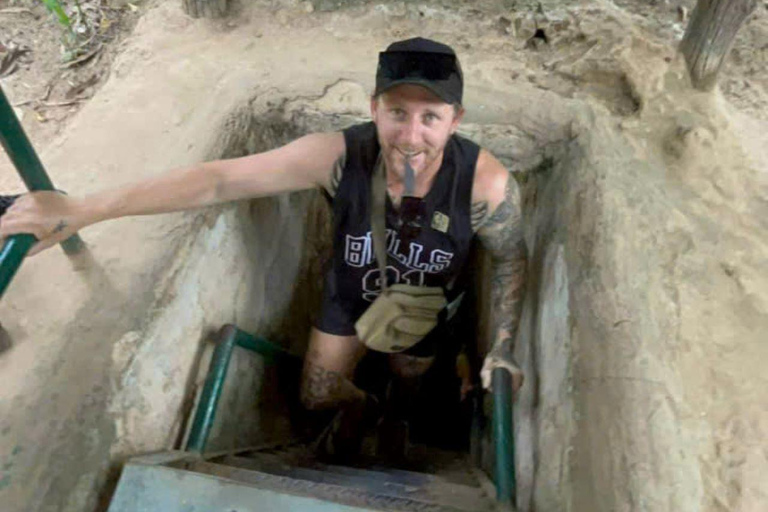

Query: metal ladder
<box><xmin>108</xmin><ymin>325</ymin><xmax>517</xmax><ymax>511</ymax></box>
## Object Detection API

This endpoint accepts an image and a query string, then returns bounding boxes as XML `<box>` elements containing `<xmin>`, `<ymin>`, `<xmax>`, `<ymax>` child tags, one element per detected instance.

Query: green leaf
<box><xmin>39</xmin><ymin>0</ymin><xmax>72</xmax><ymax>29</ymax></box>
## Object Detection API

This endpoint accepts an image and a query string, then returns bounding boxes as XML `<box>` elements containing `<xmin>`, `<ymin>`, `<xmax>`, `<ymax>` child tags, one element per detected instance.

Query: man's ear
<box><xmin>451</xmin><ymin>106</ymin><xmax>465</xmax><ymax>133</ymax></box>
<box><xmin>370</xmin><ymin>96</ymin><xmax>379</xmax><ymax>123</ymax></box>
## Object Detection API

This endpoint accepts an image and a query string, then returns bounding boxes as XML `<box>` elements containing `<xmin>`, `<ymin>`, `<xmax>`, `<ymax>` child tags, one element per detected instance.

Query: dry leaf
<box><xmin>0</xmin><ymin>8</ymin><xmax>35</xmax><ymax>16</ymax></box>
<box><xmin>65</xmin><ymin>73</ymin><xmax>100</xmax><ymax>99</ymax></box>
<box><xmin>100</xmin><ymin>18</ymin><xmax>114</xmax><ymax>33</ymax></box>
<box><xmin>0</xmin><ymin>43</ymin><xmax>31</xmax><ymax>78</ymax></box>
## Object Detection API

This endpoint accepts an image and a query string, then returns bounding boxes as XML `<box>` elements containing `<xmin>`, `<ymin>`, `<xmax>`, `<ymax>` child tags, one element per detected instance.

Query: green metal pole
<box><xmin>0</xmin><ymin>87</ymin><xmax>55</xmax><ymax>192</ymax></box>
<box><xmin>186</xmin><ymin>325</ymin><xmax>239</xmax><ymax>453</ymax></box>
<box><xmin>235</xmin><ymin>328</ymin><xmax>293</xmax><ymax>364</ymax></box>
<box><xmin>185</xmin><ymin>325</ymin><xmax>294</xmax><ymax>453</ymax></box>
<box><xmin>0</xmin><ymin>85</ymin><xmax>84</xmax><ymax>249</ymax></box>
<box><xmin>0</xmin><ymin>234</ymin><xmax>36</xmax><ymax>300</ymax></box>
<box><xmin>0</xmin><ymin>85</ymin><xmax>84</xmax><ymax>299</ymax></box>
<box><xmin>493</xmin><ymin>368</ymin><xmax>516</xmax><ymax>505</ymax></box>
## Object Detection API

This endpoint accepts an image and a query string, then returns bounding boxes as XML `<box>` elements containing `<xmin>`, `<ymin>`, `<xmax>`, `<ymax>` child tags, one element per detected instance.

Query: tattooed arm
<box><xmin>472</xmin><ymin>150</ymin><xmax>528</xmax><ymax>393</ymax></box>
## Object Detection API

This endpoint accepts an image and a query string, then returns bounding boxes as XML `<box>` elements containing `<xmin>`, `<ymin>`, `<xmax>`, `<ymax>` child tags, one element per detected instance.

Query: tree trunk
<box><xmin>183</xmin><ymin>0</ymin><xmax>228</xmax><ymax>19</ymax></box>
<box><xmin>680</xmin><ymin>0</ymin><xmax>758</xmax><ymax>91</ymax></box>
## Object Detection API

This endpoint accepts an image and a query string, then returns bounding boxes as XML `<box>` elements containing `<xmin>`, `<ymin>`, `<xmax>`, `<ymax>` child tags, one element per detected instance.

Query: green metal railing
<box><xmin>0</xmin><ymin>85</ymin><xmax>84</xmax><ymax>300</ymax></box>
<box><xmin>185</xmin><ymin>324</ymin><xmax>297</xmax><ymax>453</ymax></box>
<box><xmin>186</xmin><ymin>323</ymin><xmax>517</xmax><ymax>506</ymax></box>
<box><xmin>493</xmin><ymin>369</ymin><xmax>516</xmax><ymax>506</ymax></box>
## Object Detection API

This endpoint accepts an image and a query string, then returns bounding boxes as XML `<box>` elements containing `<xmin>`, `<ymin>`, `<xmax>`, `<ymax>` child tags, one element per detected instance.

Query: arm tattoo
<box><xmin>326</xmin><ymin>153</ymin><xmax>345</xmax><ymax>199</ymax></box>
<box><xmin>477</xmin><ymin>174</ymin><xmax>528</xmax><ymax>353</ymax></box>
<box><xmin>300</xmin><ymin>361</ymin><xmax>364</xmax><ymax>411</ymax></box>
<box><xmin>52</xmin><ymin>220</ymin><xmax>68</xmax><ymax>234</ymax></box>
<box><xmin>471</xmin><ymin>201</ymin><xmax>489</xmax><ymax>232</ymax></box>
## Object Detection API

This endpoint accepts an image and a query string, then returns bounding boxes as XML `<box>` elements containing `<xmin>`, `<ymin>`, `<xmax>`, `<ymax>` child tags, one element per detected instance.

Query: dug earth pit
<box><xmin>0</xmin><ymin>2</ymin><xmax>766</xmax><ymax>512</ymax></box>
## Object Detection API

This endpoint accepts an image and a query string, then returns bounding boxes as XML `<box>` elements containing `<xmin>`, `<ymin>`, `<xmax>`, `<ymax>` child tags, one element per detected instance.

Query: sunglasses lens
<box><xmin>399</xmin><ymin>196</ymin><xmax>426</xmax><ymax>242</ymax></box>
<box><xmin>379</xmin><ymin>52</ymin><xmax>459</xmax><ymax>82</ymax></box>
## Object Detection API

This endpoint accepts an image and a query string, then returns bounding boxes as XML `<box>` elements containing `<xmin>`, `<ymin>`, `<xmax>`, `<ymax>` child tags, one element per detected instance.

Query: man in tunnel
<box><xmin>0</xmin><ymin>37</ymin><xmax>527</xmax><ymax>459</ymax></box>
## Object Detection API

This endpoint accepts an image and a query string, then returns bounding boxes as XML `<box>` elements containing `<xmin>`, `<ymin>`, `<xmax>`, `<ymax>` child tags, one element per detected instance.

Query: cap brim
<box><xmin>375</xmin><ymin>79</ymin><xmax>458</xmax><ymax>105</ymax></box>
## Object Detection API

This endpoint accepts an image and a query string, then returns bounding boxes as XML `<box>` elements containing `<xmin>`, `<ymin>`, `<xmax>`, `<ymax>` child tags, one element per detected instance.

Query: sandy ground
<box><xmin>2</xmin><ymin>0</ymin><xmax>766</xmax><ymax>188</ymax></box>
<box><xmin>0</xmin><ymin>1</ymin><xmax>766</xmax><ymax>511</ymax></box>
<box><xmin>0</xmin><ymin>0</ymin><xmax>142</xmax><ymax>167</ymax></box>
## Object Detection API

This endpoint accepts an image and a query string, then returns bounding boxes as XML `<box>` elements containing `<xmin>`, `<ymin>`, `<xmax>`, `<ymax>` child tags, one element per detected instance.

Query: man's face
<box><xmin>371</xmin><ymin>84</ymin><xmax>464</xmax><ymax>179</ymax></box>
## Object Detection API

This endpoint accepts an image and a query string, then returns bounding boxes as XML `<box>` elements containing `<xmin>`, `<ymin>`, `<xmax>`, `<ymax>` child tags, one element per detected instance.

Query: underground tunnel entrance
<box><xmin>160</xmin><ymin>91</ymin><xmax>562</xmax><ymax>510</ymax></box>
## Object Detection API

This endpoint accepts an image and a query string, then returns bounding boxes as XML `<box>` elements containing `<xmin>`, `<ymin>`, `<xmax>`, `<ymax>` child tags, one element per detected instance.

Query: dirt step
<box><xmin>236</xmin><ymin>447</ymin><xmax>480</xmax><ymax>488</ymax></box>
<box><xmin>370</xmin><ymin>446</ymin><xmax>483</xmax><ymax>488</ymax></box>
<box><xmin>251</xmin><ymin>444</ymin><xmax>482</xmax><ymax>487</ymax></box>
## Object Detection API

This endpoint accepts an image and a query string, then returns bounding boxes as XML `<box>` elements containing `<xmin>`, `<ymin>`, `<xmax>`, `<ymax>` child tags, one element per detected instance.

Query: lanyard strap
<box><xmin>371</xmin><ymin>153</ymin><xmax>389</xmax><ymax>293</ymax></box>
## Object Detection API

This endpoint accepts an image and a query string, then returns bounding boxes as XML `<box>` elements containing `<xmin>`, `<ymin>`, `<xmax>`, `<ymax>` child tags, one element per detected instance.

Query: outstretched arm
<box><xmin>472</xmin><ymin>150</ymin><xmax>528</xmax><ymax>393</ymax></box>
<box><xmin>0</xmin><ymin>132</ymin><xmax>345</xmax><ymax>255</ymax></box>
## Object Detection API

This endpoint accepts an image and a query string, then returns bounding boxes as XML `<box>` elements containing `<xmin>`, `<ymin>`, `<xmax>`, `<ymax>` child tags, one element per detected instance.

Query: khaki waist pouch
<box><xmin>355</xmin><ymin>283</ymin><xmax>447</xmax><ymax>353</ymax></box>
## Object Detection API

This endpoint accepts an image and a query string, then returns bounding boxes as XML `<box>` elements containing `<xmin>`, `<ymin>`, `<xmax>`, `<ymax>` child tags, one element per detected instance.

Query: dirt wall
<box><xmin>513</xmin><ymin>55</ymin><xmax>767</xmax><ymax>512</ymax></box>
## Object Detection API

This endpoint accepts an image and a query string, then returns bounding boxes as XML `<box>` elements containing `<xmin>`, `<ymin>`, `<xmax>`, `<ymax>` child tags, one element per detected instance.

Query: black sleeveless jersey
<box><xmin>316</xmin><ymin>122</ymin><xmax>480</xmax><ymax>336</ymax></box>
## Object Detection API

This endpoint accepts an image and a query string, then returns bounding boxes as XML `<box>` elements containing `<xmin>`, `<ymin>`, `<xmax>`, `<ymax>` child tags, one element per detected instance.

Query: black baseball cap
<box><xmin>375</xmin><ymin>37</ymin><xmax>463</xmax><ymax>105</ymax></box>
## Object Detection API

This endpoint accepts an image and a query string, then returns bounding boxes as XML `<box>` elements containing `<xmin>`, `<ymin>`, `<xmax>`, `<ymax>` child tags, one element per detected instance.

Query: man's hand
<box><xmin>0</xmin><ymin>191</ymin><xmax>87</xmax><ymax>256</ymax></box>
<box><xmin>481</xmin><ymin>341</ymin><xmax>524</xmax><ymax>394</ymax></box>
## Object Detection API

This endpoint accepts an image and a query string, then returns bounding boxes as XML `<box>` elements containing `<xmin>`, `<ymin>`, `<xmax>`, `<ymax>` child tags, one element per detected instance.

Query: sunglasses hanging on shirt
<box><xmin>398</xmin><ymin>159</ymin><xmax>426</xmax><ymax>244</ymax></box>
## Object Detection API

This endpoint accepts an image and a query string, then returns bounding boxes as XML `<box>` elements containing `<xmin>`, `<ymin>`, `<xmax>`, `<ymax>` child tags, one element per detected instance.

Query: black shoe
<box><xmin>315</xmin><ymin>394</ymin><xmax>382</xmax><ymax>463</ymax></box>
<box><xmin>377</xmin><ymin>417</ymin><xmax>410</xmax><ymax>464</ymax></box>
